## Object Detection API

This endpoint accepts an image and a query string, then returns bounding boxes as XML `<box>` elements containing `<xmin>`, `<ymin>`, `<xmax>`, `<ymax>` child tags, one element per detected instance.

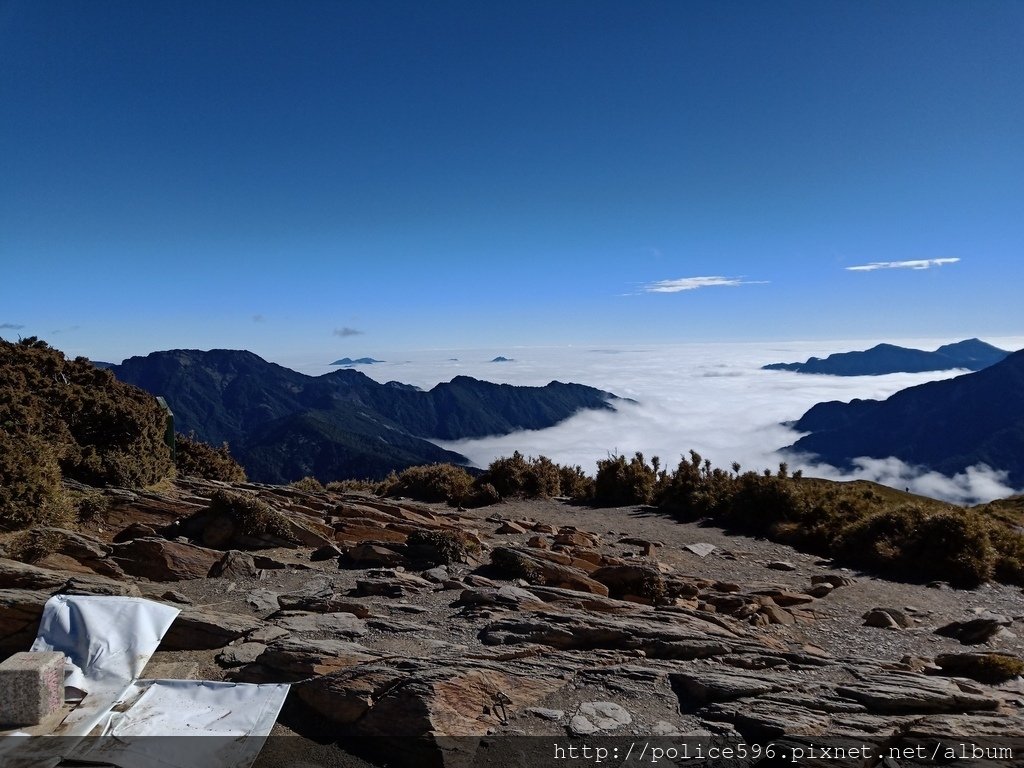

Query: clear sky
<box><xmin>2</xmin><ymin>1</ymin><xmax>1022</xmax><ymax>363</ymax></box>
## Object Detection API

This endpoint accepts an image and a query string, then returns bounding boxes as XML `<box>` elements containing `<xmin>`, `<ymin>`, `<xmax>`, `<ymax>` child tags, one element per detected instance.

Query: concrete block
<box><xmin>0</xmin><ymin>651</ymin><xmax>65</xmax><ymax>726</ymax></box>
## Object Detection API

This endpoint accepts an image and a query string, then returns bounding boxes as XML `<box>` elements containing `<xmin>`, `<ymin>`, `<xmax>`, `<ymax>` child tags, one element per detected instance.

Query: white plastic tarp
<box><xmin>1</xmin><ymin>594</ymin><xmax>289</xmax><ymax>768</ymax></box>
<box><xmin>30</xmin><ymin>594</ymin><xmax>182</xmax><ymax>735</ymax></box>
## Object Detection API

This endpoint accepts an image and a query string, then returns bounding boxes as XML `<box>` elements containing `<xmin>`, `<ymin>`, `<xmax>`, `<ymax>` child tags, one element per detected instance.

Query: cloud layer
<box><xmin>333</xmin><ymin>327</ymin><xmax>364</xmax><ymax>337</ymax></box>
<box><xmin>311</xmin><ymin>338</ymin><xmax>1024</xmax><ymax>505</ymax></box>
<box><xmin>641</xmin><ymin>276</ymin><xmax>767</xmax><ymax>293</ymax></box>
<box><xmin>846</xmin><ymin>258</ymin><xmax>960</xmax><ymax>272</ymax></box>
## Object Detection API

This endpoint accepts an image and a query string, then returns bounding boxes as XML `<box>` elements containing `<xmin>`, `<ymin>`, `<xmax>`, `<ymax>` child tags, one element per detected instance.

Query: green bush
<box><xmin>0</xmin><ymin>337</ymin><xmax>172</xmax><ymax>527</ymax></box>
<box><xmin>384</xmin><ymin>463</ymin><xmax>474</xmax><ymax>505</ymax></box>
<box><xmin>175</xmin><ymin>432</ymin><xmax>247</xmax><ymax>482</ymax></box>
<box><xmin>719</xmin><ymin>471</ymin><xmax>807</xmax><ymax>534</ymax></box>
<box><xmin>835</xmin><ymin>505</ymin><xmax>926</xmax><ymax>574</ymax></box>
<box><xmin>592</xmin><ymin>452</ymin><xmax>660</xmax><ymax>506</ymax></box>
<box><xmin>290</xmin><ymin>475</ymin><xmax>325</xmax><ymax>493</ymax></box>
<box><xmin>207</xmin><ymin>490</ymin><xmax>292</xmax><ymax>539</ymax></box>
<box><xmin>525</xmin><ymin>455</ymin><xmax>562</xmax><ymax>497</ymax></box>
<box><xmin>69</xmin><ymin>487</ymin><xmax>112</xmax><ymax>523</ymax></box>
<box><xmin>479</xmin><ymin>451</ymin><xmax>533</xmax><ymax>498</ymax></box>
<box><xmin>469</xmin><ymin>481</ymin><xmax>501</xmax><ymax>507</ymax></box>
<box><xmin>936</xmin><ymin>653</ymin><xmax>1024</xmax><ymax>683</ymax></box>
<box><xmin>490</xmin><ymin>547</ymin><xmax>542</xmax><ymax>582</ymax></box>
<box><xmin>406</xmin><ymin>529</ymin><xmax>472</xmax><ymax>564</ymax></box>
<box><xmin>987</xmin><ymin>525</ymin><xmax>1024</xmax><ymax>584</ymax></box>
<box><xmin>656</xmin><ymin>451</ymin><xmax>736</xmax><ymax>518</ymax></box>
<box><xmin>5</xmin><ymin>527</ymin><xmax>69</xmax><ymax>563</ymax></box>
<box><xmin>326</xmin><ymin>478</ymin><xmax>386</xmax><ymax>494</ymax></box>
<box><xmin>478</xmin><ymin>452</ymin><xmax>581</xmax><ymax>500</ymax></box>
<box><xmin>559</xmin><ymin>464</ymin><xmax>594</xmax><ymax>500</ymax></box>
<box><xmin>0</xmin><ymin>431</ymin><xmax>72</xmax><ymax>530</ymax></box>
<box><xmin>903</xmin><ymin>511</ymin><xmax>995</xmax><ymax>588</ymax></box>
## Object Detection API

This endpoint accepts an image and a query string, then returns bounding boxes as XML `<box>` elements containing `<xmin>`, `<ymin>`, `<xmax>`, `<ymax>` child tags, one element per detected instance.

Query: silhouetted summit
<box><xmin>764</xmin><ymin>338</ymin><xmax>1007</xmax><ymax>376</ymax></box>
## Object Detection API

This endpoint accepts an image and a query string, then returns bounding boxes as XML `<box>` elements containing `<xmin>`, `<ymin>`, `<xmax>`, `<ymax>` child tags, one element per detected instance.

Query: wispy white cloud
<box><xmin>846</xmin><ymin>258</ymin><xmax>960</xmax><ymax>272</ymax></box>
<box><xmin>333</xmin><ymin>327</ymin><xmax>364</xmax><ymax>337</ymax></box>
<box><xmin>641</xmin><ymin>276</ymin><xmax>767</xmax><ymax>293</ymax></box>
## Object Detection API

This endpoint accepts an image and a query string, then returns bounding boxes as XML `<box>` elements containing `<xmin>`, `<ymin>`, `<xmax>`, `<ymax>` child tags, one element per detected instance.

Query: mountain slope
<box><xmin>109</xmin><ymin>349</ymin><xmax>621</xmax><ymax>482</ymax></box>
<box><xmin>764</xmin><ymin>338</ymin><xmax>1008</xmax><ymax>376</ymax></box>
<box><xmin>787</xmin><ymin>348</ymin><xmax>1024</xmax><ymax>485</ymax></box>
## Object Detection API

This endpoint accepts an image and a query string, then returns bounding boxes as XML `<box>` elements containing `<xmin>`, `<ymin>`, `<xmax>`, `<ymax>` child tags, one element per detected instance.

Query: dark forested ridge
<box><xmin>764</xmin><ymin>338</ymin><xmax>1008</xmax><ymax>376</ymax></box>
<box><xmin>109</xmin><ymin>349</ymin><xmax>621</xmax><ymax>482</ymax></box>
<box><xmin>787</xmin><ymin>348</ymin><xmax>1024</xmax><ymax>485</ymax></box>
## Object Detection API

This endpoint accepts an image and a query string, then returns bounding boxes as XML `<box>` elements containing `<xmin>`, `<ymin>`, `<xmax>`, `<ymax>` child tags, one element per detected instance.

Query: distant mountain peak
<box><xmin>763</xmin><ymin>338</ymin><xmax>1008</xmax><ymax>376</ymax></box>
<box><xmin>330</xmin><ymin>357</ymin><xmax>384</xmax><ymax>366</ymax></box>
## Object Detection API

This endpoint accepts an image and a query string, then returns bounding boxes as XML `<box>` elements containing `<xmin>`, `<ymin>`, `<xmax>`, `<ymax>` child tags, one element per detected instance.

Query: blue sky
<box><xmin>2</xmin><ymin>1</ymin><xmax>1022</xmax><ymax>363</ymax></box>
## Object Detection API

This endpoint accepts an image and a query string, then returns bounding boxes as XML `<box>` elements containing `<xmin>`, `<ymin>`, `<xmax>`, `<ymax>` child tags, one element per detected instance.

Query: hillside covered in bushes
<box><xmin>0</xmin><ymin>338</ymin><xmax>247</xmax><ymax>530</ymax></box>
<box><xmin>373</xmin><ymin>450</ymin><xmax>1024</xmax><ymax>588</ymax></box>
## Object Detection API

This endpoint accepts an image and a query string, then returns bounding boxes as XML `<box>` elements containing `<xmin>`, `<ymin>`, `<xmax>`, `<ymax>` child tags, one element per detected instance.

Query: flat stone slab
<box><xmin>683</xmin><ymin>543</ymin><xmax>716</xmax><ymax>558</ymax></box>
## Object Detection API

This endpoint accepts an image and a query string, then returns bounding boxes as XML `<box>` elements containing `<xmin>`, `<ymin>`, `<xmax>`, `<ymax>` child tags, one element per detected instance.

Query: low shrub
<box><xmin>207</xmin><ymin>490</ymin><xmax>292</xmax><ymax>539</ymax></box>
<box><xmin>903</xmin><ymin>510</ymin><xmax>995</xmax><ymax>587</ymax></box>
<box><xmin>406</xmin><ymin>529</ymin><xmax>472</xmax><ymax>564</ymax></box>
<box><xmin>0</xmin><ymin>431</ymin><xmax>72</xmax><ymax>531</ymax></box>
<box><xmin>69</xmin><ymin>488</ymin><xmax>112</xmax><ymax>523</ymax></box>
<box><xmin>478</xmin><ymin>452</ymin><xmax>566</xmax><ymax>499</ymax></box>
<box><xmin>175</xmin><ymin>432</ymin><xmax>247</xmax><ymax>482</ymax></box>
<box><xmin>384</xmin><ymin>463</ymin><xmax>474</xmax><ymax>505</ymax></box>
<box><xmin>987</xmin><ymin>525</ymin><xmax>1024</xmax><ymax>584</ymax></box>
<box><xmin>5</xmin><ymin>528</ymin><xmax>68</xmax><ymax>563</ymax></box>
<box><xmin>0</xmin><ymin>338</ymin><xmax>172</xmax><ymax>524</ymax></box>
<box><xmin>490</xmin><ymin>547</ymin><xmax>542</xmax><ymax>583</ymax></box>
<box><xmin>479</xmin><ymin>452</ymin><xmax>532</xmax><ymax>498</ymax></box>
<box><xmin>290</xmin><ymin>475</ymin><xmax>325</xmax><ymax>493</ymax></box>
<box><xmin>469</xmin><ymin>481</ymin><xmax>501</xmax><ymax>507</ymax></box>
<box><xmin>326</xmin><ymin>478</ymin><xmax>385</xmax><ymax>494</ymax></box>
<box><xmin>559</xmin><ymin>464</ymin><xmax>594</xmax><ymax>500</ymax></box>
<box><xmin>936</xmin><ymin>653</ymin><xmax>1024</xmax><ymax>683</ymax></box>
<box><xmin>592</xmin><ymin>452</ymin><xmax>660</xmax><ymax>507</ymax></box>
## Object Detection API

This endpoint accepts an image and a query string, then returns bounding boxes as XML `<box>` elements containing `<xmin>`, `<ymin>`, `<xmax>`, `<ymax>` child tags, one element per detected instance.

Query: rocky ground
<box><xmin>2</xmin><ymin>478</ymin><xmax>1023</xmax><ymax>767</ymax></box>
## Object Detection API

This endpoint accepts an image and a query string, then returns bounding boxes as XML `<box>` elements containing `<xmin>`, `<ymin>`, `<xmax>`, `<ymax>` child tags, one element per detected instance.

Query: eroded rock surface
<box><xmin>2</xmin><ymin>478</ymin><xmax>1023</xmax><ymax>768</ymax></box>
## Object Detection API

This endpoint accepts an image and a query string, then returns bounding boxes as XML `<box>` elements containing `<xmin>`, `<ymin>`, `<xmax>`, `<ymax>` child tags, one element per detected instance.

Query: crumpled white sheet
<box><xmin>1</xmin><ymin>594</ymin><xmax>289</xmax><ymax>768</ymax></box>
<box><xmin>30</xmin><ymin>594</ymin><xmax>182</xmax><ymax>735</ymax></box>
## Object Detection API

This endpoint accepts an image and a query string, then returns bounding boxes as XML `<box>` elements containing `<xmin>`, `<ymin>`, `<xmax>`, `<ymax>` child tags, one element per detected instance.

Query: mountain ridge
<box><xmin>786</xmin><ymin>347</ymin><xmax>1024</xmax><ymax>486</ymax></box>
<box><xmin>764</xmin><ymin>338</ymin><xmax>1008</xmax><ymax>376</ymax></box>
<box><xmin>108</xmin><ymin>348</ymin><xmax>622</xmax><ymax>483</ymax></box>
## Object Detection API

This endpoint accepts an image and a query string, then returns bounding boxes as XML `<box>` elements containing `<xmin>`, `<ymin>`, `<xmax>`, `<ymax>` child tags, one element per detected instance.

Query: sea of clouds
<box><xmin>290</xmin><ymin>336</ymin><xmax>1024</xmax><ymax>505</ymax></box>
